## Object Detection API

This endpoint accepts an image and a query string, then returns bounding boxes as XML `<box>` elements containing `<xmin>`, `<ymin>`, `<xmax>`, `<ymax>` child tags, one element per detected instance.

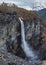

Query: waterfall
<box><xmin>19</xmin><ymin>17</ymin><xmax>40</xmax><ymax>63</ymax></box>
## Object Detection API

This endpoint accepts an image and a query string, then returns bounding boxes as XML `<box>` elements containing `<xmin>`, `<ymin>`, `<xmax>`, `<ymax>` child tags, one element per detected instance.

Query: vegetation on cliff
<box><xmin>0</xmin><ymin>4</ymin><xmax>40</xmax><ymax>20</ymax></box>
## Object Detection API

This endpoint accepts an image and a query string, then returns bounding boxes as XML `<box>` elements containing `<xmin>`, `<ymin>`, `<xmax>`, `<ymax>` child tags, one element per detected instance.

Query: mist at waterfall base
<box><xmin>19</xmin><ymin>18</ymin><xmax>40</xmax><ymax>64</ymax></box>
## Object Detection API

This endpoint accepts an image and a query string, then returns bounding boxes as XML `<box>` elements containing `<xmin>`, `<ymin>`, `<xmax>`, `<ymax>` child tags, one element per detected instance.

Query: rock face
<box><xmin>0</xmin><ymin>10</ymin><xmax>46</xmax><ymax>65</ymax></box>
<box><xmin>0</xmin><ymin>13</ymin><xmax>28</xmax><ymax>65</ymax></box>
<box><xmin>0</xmin><ymin>13</ymin><xmax>19</xmax><ymax>52</ymax></box>
<box><xmin>24</xmin><ymin>19</ymin><xmax>41</xmax><ymax>47</ymax></box>
<box><xmin>39</xmin><ymin>25</ymin><xmax>46</xmax><ymax>60</ymax></box>
<box><xmin>0</xmin><ymin>13</ymin><xmax>27</xmax><ymax>65</ymax></box>
<box><xmin>23</xmin><ymin>19</ymin><xmax>46</xmax><ymax>61</ymax></box>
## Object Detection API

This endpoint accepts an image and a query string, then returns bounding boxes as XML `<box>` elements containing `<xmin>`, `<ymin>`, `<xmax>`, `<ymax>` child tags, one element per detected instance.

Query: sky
<box><xmin>0</xmin><ymin>0</ymin><xmax>46</xmax><ymax>10</ymax></box>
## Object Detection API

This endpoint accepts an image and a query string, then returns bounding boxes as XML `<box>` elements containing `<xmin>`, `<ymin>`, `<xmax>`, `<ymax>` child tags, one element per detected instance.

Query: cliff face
<box><xmin>0</xmin><ymin>6</ymin><xmax>46</xmax><ymax>65</ymax></box>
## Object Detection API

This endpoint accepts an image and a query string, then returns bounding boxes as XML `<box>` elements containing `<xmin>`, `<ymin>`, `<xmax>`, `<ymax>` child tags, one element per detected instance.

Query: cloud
<box><xmin>0</xmin><ymin>0</ymin><xmax>46</xmax><ymax>10</ymax></box>
<box><xmin>0</xmin><ymin>0</ymin><xmax>46</xmax><ymax>6</ymax></box>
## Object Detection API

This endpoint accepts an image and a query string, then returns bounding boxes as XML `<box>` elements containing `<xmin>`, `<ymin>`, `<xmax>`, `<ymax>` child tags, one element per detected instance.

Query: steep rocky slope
<box><xmin>38</xmin><ymin>8</ymin><xmax>46</xmax><ymax>20</ymax></box>
<box><xmin>0</xmin><ymin>5</ymin><xmax>46</xmax><ymax>65</ymax></box>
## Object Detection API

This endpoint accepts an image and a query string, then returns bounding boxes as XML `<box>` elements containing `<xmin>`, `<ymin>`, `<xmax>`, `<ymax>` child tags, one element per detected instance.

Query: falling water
<box><xmin>19</xmin><ymin>17</ymin><xmax>40</xmax><ymax>64</ymax></box>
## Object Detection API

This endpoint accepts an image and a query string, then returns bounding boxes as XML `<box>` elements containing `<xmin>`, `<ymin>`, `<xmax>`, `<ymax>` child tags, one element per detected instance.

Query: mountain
<box><xmin>37</xmin><ymin>8</ymin><xmax>46</xmax><ymax>27</ymax></box>
<box><xmin>38</xmin><ymin>8</ymin><xmax>46</xmax><ymax>20</ymax></box>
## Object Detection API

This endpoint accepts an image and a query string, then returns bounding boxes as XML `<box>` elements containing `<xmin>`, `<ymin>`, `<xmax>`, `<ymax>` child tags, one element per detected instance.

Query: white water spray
<box><xmin>19</xmin><ymin>17</ymin><xmax>40</xmax><ymax>63</ymax></box>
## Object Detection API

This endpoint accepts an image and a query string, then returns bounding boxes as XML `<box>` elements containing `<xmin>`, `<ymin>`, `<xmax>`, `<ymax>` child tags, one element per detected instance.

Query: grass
<box><xmin>0</xmin><ymin>5</ymin><xmax>39</xmax><ymax>20</ymax></box>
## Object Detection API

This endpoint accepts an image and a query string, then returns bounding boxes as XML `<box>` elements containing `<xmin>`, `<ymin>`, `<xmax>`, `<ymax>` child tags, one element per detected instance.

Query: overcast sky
<box><xmin>0</xmin><ymin>0</ymin><xmax>46</xmax><ymax>10</ymax></box>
